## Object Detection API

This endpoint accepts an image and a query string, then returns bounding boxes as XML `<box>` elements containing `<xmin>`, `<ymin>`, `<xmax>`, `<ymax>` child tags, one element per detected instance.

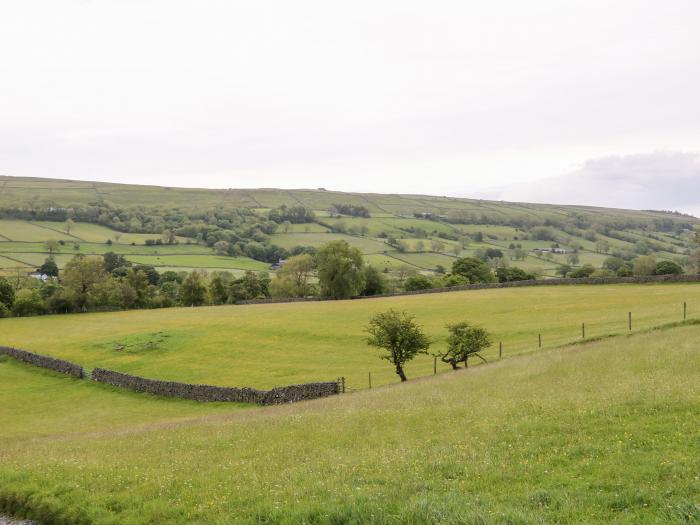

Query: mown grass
<box><xmin>1</xmin><ymin>323</ymin><xmax>698</xmax><ymax>524</ymax></box>
<box><xmin>0</xmin><ymin>283</ymin><xmax>698</xmax><ymax>390</ymax></box>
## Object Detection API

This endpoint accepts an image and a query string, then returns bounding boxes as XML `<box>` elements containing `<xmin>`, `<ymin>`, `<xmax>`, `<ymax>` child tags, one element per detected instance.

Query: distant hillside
<box><xmin>0</xmin><ymin>175</ymin><xmax>697</xmax><ymax>280</ymax></box>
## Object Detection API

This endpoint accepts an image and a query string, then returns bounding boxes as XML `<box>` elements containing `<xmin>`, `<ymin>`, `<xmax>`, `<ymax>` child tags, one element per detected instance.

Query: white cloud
<box><xmin>0</xmin><ymin>0</ymin><xmax>699</xmax><ymax>213</ymax></box>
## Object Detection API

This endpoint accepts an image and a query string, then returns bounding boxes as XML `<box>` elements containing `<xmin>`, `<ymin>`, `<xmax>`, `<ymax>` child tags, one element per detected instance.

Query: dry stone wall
<box><xmin>0</xmin><ymin>346</ymin><xmax>84</xmax><ymax>378</ymax></box>
<box><xmin>91</xmin><ymin>368</ymin><xmax>339</xmax><ymax>405</ymax></box>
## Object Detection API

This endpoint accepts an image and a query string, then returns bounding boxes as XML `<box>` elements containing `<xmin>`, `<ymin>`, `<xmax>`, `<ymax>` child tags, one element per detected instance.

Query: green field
<box><xmin>0</xmin><ymin>219</ymin><xmax>267</xmax><ymax>276</ymax></box>
<box><xmin>1</xmin><ymin>283</ymin><xmax>697</xmax><ymax>391</ymax></box>
<box><xmin>1</xmin><ymin>176</ymin><xmax>697</xmax><ymax>280</ymax></box>
<box><xmin>1</xmin><ymin>321</ymin><xmax>698</xmax><ymax>523</ymax></box>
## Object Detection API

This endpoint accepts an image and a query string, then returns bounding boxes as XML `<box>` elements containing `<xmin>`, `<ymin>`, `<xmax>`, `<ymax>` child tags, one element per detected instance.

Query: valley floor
<box><xmin>1</xmin><ymin>322</ymin><xmax>699</xmax><ymax>524</ymax></box>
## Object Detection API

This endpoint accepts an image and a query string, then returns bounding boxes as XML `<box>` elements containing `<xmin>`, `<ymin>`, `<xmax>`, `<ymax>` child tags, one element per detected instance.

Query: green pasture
<box><xmin>123</xmin><ymin>254</ymin><xmax>270</xmax><ymax>271</ymax></box>
<box><xmin>0</xmin><ymin>220</ymin><xmax>75</xmax><ymax>242</ymax></box>
<box><xmin>269</xmin><ymin>232</ymin><xmax>389</xmax><ymax>254</ymax></box>
<box><xmin>1</xmin><ymin>322</ymin><xmax>698</xmax><ymax>523</ymax></box>
<box><xmin>387</xmin><ymin>251</ymin><xmax>458</xmax><ymax>270</ymax></box>
<box><xmin>0</xmin><ymin>283</ymin><xmax>697</xmax><ymax>392</ymax></box>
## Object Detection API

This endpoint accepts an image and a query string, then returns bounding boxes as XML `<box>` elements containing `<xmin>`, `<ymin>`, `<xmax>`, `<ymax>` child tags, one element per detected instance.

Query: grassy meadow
<box><xmin>0</xmin><ymin>283</ymin><xmax>698</xmax><ymax>390</ymax></box>
<box><xmin>1</xmin><ymin>322</ymin><xmax>698</xmax><ymax>523</ymax></box>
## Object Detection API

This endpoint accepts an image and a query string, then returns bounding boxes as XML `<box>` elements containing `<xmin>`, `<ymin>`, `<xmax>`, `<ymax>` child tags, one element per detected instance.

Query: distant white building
<box><xmin>533</xmin><ymin>247</ymin><xmax>567</xmax><ymax>254</ymax></box>
<box><xmin>28</xmin><ymin>271</ymin><xmax>49</xmax><ymax>282</ymax></box>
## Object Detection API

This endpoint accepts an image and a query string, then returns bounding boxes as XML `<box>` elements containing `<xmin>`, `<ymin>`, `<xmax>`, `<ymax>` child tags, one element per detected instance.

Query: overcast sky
<box><xmin>1</xmin><ymin>1</ymin><xmax>699</xmax><ymax>215</ymax></box>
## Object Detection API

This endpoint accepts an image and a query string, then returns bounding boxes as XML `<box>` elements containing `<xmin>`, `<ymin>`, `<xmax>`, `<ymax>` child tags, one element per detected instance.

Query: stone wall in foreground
<box><xmin>0</xmin><ymin>345</ymin><xmax>84</xmax><ymax>378</ymax></box>
<box><xmin>91</xmin><ymin>368</ymin><xmax>339</xmax><ymax>405</ymax></box>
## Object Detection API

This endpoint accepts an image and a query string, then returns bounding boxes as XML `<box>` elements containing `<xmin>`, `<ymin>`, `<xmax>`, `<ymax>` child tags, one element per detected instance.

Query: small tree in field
<box><xmin>366</xmin><ymin>309</ymin><xmax>430</xmax><ymax>382</ymax></box>
<box><xmin>439</xmin><ymin>322</ymin><xmax>491</xmax><ymax>369</ymax></box>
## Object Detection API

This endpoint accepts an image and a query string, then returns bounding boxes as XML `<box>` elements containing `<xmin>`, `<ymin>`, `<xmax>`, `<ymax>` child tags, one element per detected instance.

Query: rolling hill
<box><xmin>0</xmin><ymin>175</ymin><xmax>697</xmax><ymax>280</ymax></box>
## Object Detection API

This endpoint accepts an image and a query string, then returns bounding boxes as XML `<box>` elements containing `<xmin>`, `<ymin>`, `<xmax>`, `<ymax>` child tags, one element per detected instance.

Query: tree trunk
<box><xmin>395</xmin><ymin>364</ymin><xmax>407</xmax><ymax>382</ymax></box>
<box><xmin>450</xmin><ymin>362</ymin><xmax>460</xmax><ymax>370</ymax></box>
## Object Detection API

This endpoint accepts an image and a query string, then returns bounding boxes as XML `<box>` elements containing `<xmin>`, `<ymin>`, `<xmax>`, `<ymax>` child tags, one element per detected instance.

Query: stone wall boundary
<box><xmin>0</xmin><ymin>346</ymin><xmax>84</xmax><ymax>378</ymax></box>
<box><xmin>90</xmin><ymin>368</ymin><xmax>340</xmax><ymax>405</ymax></box>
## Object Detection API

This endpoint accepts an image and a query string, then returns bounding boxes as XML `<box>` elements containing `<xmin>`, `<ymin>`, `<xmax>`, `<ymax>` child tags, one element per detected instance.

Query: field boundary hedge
<box><xmin>90</xmin><ymin>368</ymin><xmax>339</xmax><ymax>405</ymax></box>
<box><xmin>238</xmin><ymin>274</ymin><xmax>700</xmax><ymax>305</ymax></box>
<box><xmin>0</xmin><ymin>346</ymin><xmax>84</xmax><ymax>378</ymax></box>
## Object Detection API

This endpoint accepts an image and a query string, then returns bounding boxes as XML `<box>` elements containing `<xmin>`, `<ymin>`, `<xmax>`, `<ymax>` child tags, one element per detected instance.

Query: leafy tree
<box><xmin>62</xmin><ymin>256</ymin><xmax>107</xmax><ymax>308</ymax></box>
<box><xmin>496</xmin><ymin>267</ymin><xmax>534</xmax><ymax>283</ymax></box>
<box><xmin>654</xmin><ymin>260</ymin><xmax>683</xmax><ymax>275</ymax></box>
<box><xmin>556</xmin><ymin>264</ymin><xmax>571</xmax><ymax>277</ymax></box>
<box><xmin>125</xmin><ymin>268</ymin><xmax>150</xmax><ymax>306</ymax></box>
<box><xmin>12</xmin><ymin>289</ymin><xmax>46</xmax><ymax>317</ymax></box>
<box><xmin>209</xmin><ymin>272</ymin><xmax>232</xmax><ymax>304</ymax></box>
<box><xmin>179</xmin><ymin>271</ymin><xmax>208</xmax><ymax>306</ymax></box>
<box><xmin>633</xmin><ymin>255</ymin><xmax>657</xmax><ymax>276</ymax></box>
<box><xmin>268</xmin><ymin>205</ymin><xmax>315</xmax><ymax>224</ymax></box>
<box><xmin>39</xmin><ymin>257</ymin><xmax>59</xmax><ymax>277</ymax></box>
<box><xmin>569</xmin><ymin>264</ymin><xmax>595</xmax><ymax>278</ymax></box>
<box><xmin>160</xmin><ymin>270</ymin><xmax>184</xmax><ymax>284</ymax></box>
<box><xmin>615</xmin><ymin>266</ymin><xmax>632</xmax><ymax>277</ymax></box>
<box><xmin>230</xmin><ymin>271</ymin><xmax>270</xmax><ymax>302</ymax></box>
<box><xmin>366</xmin><ymin>309</ymin><xmax>430</xmax><ymax>382</ymax></box>
<box><xmin>362</xmin><ymin>266</ymin><xmax>386</xmax><ymax>296</ymax></box>
<box><xmin>161</xmin><ymin>229</ymin><xmax>176</xmax><ymax>244</ymax></box>
<box><xmin>316</xmin><ymin>240</ymin><xmax>365</xmax><ymax>299</ymax></box>
<box><xmin>439</xmin><ymin>322</ymin><xmax>492</xmax><ymax>369</ymax></box>
<box><xmin>452</xmin><ymin>257</ymin><xmax>495</xmax><ymax>283</ymax></box>
<box><xmin>214</xmin><ymin>240</ymin><xmax>230</xmax><ymax>256</ymax></box>
<box><xmin>0</xmin><ymin>277</ymin><xmax>15</xmax><ymax>308</ymax></box>
<box><xmin>45</xmin><ymin>239</ymin><xmax>60</xmax><ymax>255</ymax></box>
<box><xmin>439</xmin><ymin>274</ymin><xmax>469</xmax><ymax>287</ymax></box>
<box><xmin>103</xmin><ymin>252</ymin><xmax>130</xmax><ymax>273</ymax></box>
<box><xmin>270</xmin><ymin>254</ymin><xmax>315</xmax><ymax>298</ymax></box>
<box><xmin>134</xmin><ymin>265</ymin><xmax>160</xmax><ymax>285</ymax></box>
<box><xmin>602</xmin><ymin>256</ymin><xmax>626</xmax><ymax>273</ymax></box>
<box><xmin>404</xmin><ymin>275</ymin><xmax>433</xmax><ymax>291</ymax></box>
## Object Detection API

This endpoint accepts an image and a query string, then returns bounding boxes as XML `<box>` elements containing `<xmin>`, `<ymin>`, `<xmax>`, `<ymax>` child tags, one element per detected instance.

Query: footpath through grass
<box><xmin>1</xmin><ymin>323</ymin><xmax>699</xmax><ymax>523</ymax></box>
<box><xmin>0</xmin><ymin>283</ymin><xmax>698</xmax><ymax>390</ymax></box>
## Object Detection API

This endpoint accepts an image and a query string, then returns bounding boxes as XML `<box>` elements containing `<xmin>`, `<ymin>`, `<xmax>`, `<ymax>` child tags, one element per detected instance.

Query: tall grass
<box><xmin>1</xmin><ymin>323</ymin><xmax>699</xmax><ymax>523</ymax></box>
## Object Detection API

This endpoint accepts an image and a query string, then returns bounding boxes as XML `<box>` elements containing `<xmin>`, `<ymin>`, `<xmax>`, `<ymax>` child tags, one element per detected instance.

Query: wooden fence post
<box><xmin>684</xmin><ymin>302</ymin><xmax>687</xmax><ymax>320</ymax></box>
<box><xmin>433</xmin><ymin>356</ymin><xmax>437</xmax><ymax>375</ymax></box>
<box><xmin>582</xmin><ymin>322</ymin><xmax>585</xmax><ymax>339</ymax></box>
<box><xmin>538</xmin><ymin>333</ymin><xmax>542</xmax><ymax>349</ymax></box>
<box><xmin>628</xmin><ymin>312</ymin><xmax>632</xmax><ymax>331</ymax></box>
<box><xmin>368</xmin><ymin>372</ymin><xmax>372</xmax><ymax>389</ymax></box>
<box><xmin>499</xmin><ymin>341</ymin><xmax>502</xmax><ymax>359</ymax></box>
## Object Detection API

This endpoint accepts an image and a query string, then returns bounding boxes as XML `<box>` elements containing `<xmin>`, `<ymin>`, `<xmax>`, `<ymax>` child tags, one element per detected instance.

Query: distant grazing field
<box><xmin>3</xmin><ymin>175</ymin><xmax>695</xmax><ymax>281</ymax></box>
<box><xmin>1</xmin><ymin>323</ymin><xmax>698</xmax><ymax>523</ymax></box>
<box><xmin>1</xmin><ymin>283</ymin><xmax>697</xmax><ymax>390</ymax></box>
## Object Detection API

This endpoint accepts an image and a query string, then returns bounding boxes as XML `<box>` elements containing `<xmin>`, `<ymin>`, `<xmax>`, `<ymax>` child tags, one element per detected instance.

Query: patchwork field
<box><xmin>1</xmin><ymin>322</ymin><xmax>698</xmax><ymax>523</ymax></box>
<box><xmin>1</xmin><ymin>283</ymin><xmax>697</xmax><ymax>391</ymax></box>
<box><xmin>2</xmin><ymin>175</ymin><xmax>695</xmax><ymax>281</ymax></box>
<box><xmin>0</xmin><ymin>220</ymin><xmax>268</xmax><ymax>276</ymax></box>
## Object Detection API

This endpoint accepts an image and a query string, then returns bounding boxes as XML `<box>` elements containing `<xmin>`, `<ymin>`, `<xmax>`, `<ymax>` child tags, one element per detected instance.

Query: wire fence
<box><xmin>342</xmin><ymin>300</ymin><xmax>696</xmax><ymax>392</ymax></box>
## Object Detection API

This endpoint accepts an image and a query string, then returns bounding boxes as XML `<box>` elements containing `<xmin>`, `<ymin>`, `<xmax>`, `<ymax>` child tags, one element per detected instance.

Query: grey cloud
<box><xmin>498</xmin><ymin>151</ymin><xmax>700</xmax><ymax>217</ymax></box>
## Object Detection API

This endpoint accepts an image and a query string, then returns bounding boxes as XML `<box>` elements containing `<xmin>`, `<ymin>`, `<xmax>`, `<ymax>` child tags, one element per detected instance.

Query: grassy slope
<box><xmin>1</xmin><ymin>176</ymin><xmax>696</xmax><ymax>279</ymax></box>
<box><xmin>0</xmin><ymin>219</ymin><xmax>267</xmax><ymax>274</ymax></box>
<box><xmin>0</xmin><ymin>283</ymin><xmax>698</xmax><ymax>390</ymax></box>
<box><xmin>1</xmin><ymin>323</ymin><xmax>698</xmax><ymax>524</ymax></box>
